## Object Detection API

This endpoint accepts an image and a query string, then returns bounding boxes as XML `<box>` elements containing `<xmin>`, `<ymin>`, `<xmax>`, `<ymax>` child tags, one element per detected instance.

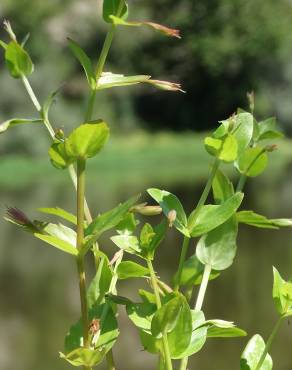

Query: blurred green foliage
<box><xmin>1</xmin><ymin>0</ymin><xmax>292</xmax><ymax>158</ymax></box>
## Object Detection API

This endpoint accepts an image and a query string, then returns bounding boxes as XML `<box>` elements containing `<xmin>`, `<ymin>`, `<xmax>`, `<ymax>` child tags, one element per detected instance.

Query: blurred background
<box><xmin>0</xmin><ymin>0</ymin><xmax>292</xmax><ymax>369</ymax></box>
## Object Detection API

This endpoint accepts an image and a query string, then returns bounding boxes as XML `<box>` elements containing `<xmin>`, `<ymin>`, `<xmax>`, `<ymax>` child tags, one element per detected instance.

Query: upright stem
<box><xmin>174</xmin><ymin>158</ymin><xmax>220</xmax><ymax>293</ymax></box>
<box><xmin>254</xmin><ymin>317</ymin><xmax>283</xmax><ymax>370</ymax></box>
<box><xmin>147</xmin><ymin>260</ymin><xmax>173</xmax><ymax>370</ymax></box>
<box><xmin>76</xmin><ymin>159</ymin><xmax>90</xmax><ymax>362</ymax></box>
<box><xmin>174</xmin><ymin>236</ymin><xmax>190</xmax><ymax>291</ymax></box>
<box><xmin>236</xmin><ymin>174</ymin><xmax>247</xmax><ymax>193</ymax></box>
<box><xmin>179</xmin><ymin>264</ymin><xmax>212</xmax><ymax>370</ymax></box>
<box><xmin>194</xmin><ymin>263</ymin><xmax>212</xmax><ymax>311</ymax></box>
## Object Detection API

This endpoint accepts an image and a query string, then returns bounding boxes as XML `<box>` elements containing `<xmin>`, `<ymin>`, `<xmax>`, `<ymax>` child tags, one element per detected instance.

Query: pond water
<box><xmin>0</xmin><ymin>159</ymin><xmax>292</xmax><ymax>370</ymax></box>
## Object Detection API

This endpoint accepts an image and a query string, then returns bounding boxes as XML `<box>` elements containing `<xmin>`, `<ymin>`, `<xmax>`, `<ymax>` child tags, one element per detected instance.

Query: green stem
<box><xmin>179</xmin><ymin>264</ymin><xmax>212</xmax><ymax>370</ymax></box>
<box><xmin>84</xmin><ymin>89</ymin><xmax>97</xmax><ymax>122</ymax></box>
<box><xmin>236</xmin><ymin>174</ymin><xmax>247</xmax><ymax>192</ymax></box>
<box><xmin>174</xmin><ymin>236</ymin><xmax>190</xmax><ymax>291</ymax></box>
<box><xmin>76</xmin><ymin>159</ymin><xmax>91</xmax><ymax>370</ymax></box>
<box><xmin>194</xmin><ymin>263</ymin><xmax>212</xmax><ymax>311</ymax></box>
<box><xmin>255</xmin><ymin>317</ymin><xmax>283</xmax><ymax>370</ymax></box>
<box><xmin>105</xmin><ymin>351</ymin><xmax>116</xmax><ymax>370</ymax></box>
<box><xmin>147</xmin><ymin>260</ymin><xmax>173</xmax><ymax>370</ymax></box>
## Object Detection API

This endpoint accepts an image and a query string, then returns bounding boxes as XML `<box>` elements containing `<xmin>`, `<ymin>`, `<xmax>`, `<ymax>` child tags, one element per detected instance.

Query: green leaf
<box><xmin>87</xmin><ymin>252</ymin><xmax>113</xmax><ymax>308</ymax></box>
<box><xmin>34</xmin><ymin>234</ymin><xmax>78</xmax><ymax>256</ymax></box>
<box><xmin>151</xmin><ymin>295</ymin><xmax>182</xmax><ymax>337</ymax></box>
<box><xmin>237</xmin><ymin>211</ymin><xmax>292</xmax><ymax>229</ymax></box>
<box><xmin>254</xmin><ymin>117</ymin><xmax>283</xmax><ymax>142</ymax></box>
<box><xmin>272</xmin><ymin>267</ymin><xmax>292</xmax><ymax>316</ymax></box>
<box><xmin>103</xmin><ymin>0</ymin><xmax>128</xmax><ymax>23</ymax></box>
<box><xmin>116</xmin><ymin>213</ymin><xmax>138</xmax><ymax>235</ymax></box>
<box><xmin>173</xmin><ymin>253</ymin><xmax>220</xmax><ymax>287</ymax></box>
<box><xmin>5</xmin><ymin>41</ymin><xmax>34</xmax><ymax>78</ymax></box>
<box><xmin>196</xmin><ymin>218</ymin><xmax>238</xmax><ymax>270</ymax></box>
<box><xmin>139</xmin><ymin>330</ymin><xmax>162</xmax><ymax>354</ymax></box>
<box><xmin>140</xmin><ymin>223</ymin><xmax>155</xmax><ymax>249</ymax></box>
<box><xmin>237</xmin><ymin>147</ymin><xmax>268</xmax><ymax>177</ymax></box>
<box><xmin>167</xmin><ymin>296</ymin><xmax>193</xmax><ymax>358</ymax></box>
<box><xmin>97</xmin><ymin>72</ymin><xmax>151</xmax><ymax>89</ymax></box>
<box><xmin>117</xmin><ymin>261</ymin><xmax>149</xmax><ymax>279</ymax></box>
<box><xmin>60</xmin><ymin>347</ymin><xmax>106</xmax><ymax>367</ymax></box>
<box><xmin>147</xmin><ymin>188</ymin><xmax>188</xmax><ymax>236</ymax></box>
<box><xmin>38</xmin><ymin>207</ymin><xmax>77</xmax><ymax>225</ymax></box>
<box><xmin>212</xmin><ymin>169</ymin><xmax>234</xmax><ymax>204</ymax></box>
<box><xmin>218</xmin><ymin>134</ymin><xmax>238</xmax><ymax>162</ymax></box>
<box><xmin>0</xmin><ymin>40</ymin><xmax>8</xmax><ymax>50</ymax></box>
<box><xmin>188</xmin><ymin>193</ymin><xmax>243</xmax><ymax>237</ymax></box>
<box><xmin>231</xmin><ymin>112</ymin><xmax>254</xmax><ymax>156</ymax></box>
<box><xmin>49</xmin><ymin>142</ymin><xmax>73</xmax><ymax>170</ymax></box>
<box><xmin>204</xmin><ymin>136</ymin><xmax>222</xmax><ymax>156</ymax></box>
<box><xmin>65</xmin><ymin>302</ymin><xmax>119</xmax><ymax>356</ymax></box>
<box><xmin>110</xmin><ymin>234</ymin><xmax>141</xmax><ymax>255</ymax></box>
<box><xmin>0</xmin><ymin>118</ymin><xmax>41</xmax><ymax>134</ymax></box>
<box><xmin>109</xmin><ymin>16</ymin><xmax>181</xmax><ymax>38</ymax></box>
<box><xmin>240</xmin><ymin>334</ymin><xmax>273</xmax><ymax>370</ymax></box>
<box><xmin>68</xmin><ymin>38</ymin><xmax>96</xmax><ymax>89</ymax></box>
<box><xmin>126</xmin><ymin>301</ymin><xmax>156</xmax><ymax>331</ymax></box>
<box><xmin>65</xmin><ymin>121</ymin><xmax>109</xmax><ymax>160</ymax></box>
<box><xmin>85</xmin><ymin>194</ymin><xmax>140</xmax><ymax>237</ymax></box>
<box><xmin>139</xmin><ymin>289</ymin><xmax>156</xmax><ymax>304</ymax></box>
<box><xmin>176</xmin><ymin>310</ymin><xmax>207</xmax><ymax>358</ymax></box>
<box><xmin>43</xmin><ymin>223</ymin><xmax>76</xmax><ymax>245</ymax></box>
<box><xmin>202</xmin><ymin>319</ymin><xmax>247</xmax><ymax>337</ymax></box>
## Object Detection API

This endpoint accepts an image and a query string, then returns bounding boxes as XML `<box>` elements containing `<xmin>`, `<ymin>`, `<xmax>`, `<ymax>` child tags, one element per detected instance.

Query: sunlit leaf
<box><xmin>237</xmin><ymin>211</ymin><xmax>292</xmax><ymax>229</ymax></box>
<box><xmin>97</xmin><ymin>72</ymin><xmax>151</xmax><ymax>89</ymax></box>
<box><xmin>34</xmin><ymin>234</ymin><xmax>78</xmax><ymax>256</ymax></box>
<box><xmin>237</xmin><ymin>147</ymin><xmax>268</xmax><ymax>177</ymax></box>
<box><xmin>188</xmin><ymin>193</ymin><xmax>243</xmax><ymax>237</ymax></box>
<box><xmin>38</xmin><ymin>207</ymin><xmax>77</xmax><ymax>225</ymax></box>
<box><xmin>5</xmin><ymin>40</ymin><xmax>34</xmax><ymax>78</ymax></box>
<box><xmin>103</xmin><ymin>0</ymin><xmax>128</xmax><ymax>23</ymax></box>
<box><xmin>273</xmin><ymin>267</ymin><xmax>292</xmax><ymax>316</ymax></box>
<box><xmin>240</xmin><ymin>334</ymin><xmax>273</xmax><ymax>370</ymax></box>
<box><xmin>147</xmin><ymin>188</ymin><xmax>189</xmax><ymax>236</ymax></box>
<box><xmin>65</xmin><ymin>120</ymin><xmax>109</xmax><ymax>160</ymax></box>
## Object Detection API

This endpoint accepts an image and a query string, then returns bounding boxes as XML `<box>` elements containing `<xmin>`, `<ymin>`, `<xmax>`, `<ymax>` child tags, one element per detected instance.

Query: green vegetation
<box><xmin>1</xmin><ymin>1</ymin><xmax>292</xmax><ymax>370</ymax></box>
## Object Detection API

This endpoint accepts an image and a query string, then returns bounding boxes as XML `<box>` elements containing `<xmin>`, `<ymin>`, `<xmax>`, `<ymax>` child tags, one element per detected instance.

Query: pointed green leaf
<box><xmin>231</xmin><ymin>112</ymin><xmax>254</xmax><ymax>156</ymax></box>
<box><xmin>103</xmin><ymin>0</ymin><xmax>128</xmax><ymax>23</ymax></box>
<box><xmin>196</xmin><ymin>218</ymin><xmax>238</xmax><ymax>270</ymax></box>
<box><xmin>34</xmin><ymin>234</ymin><xmax>78</xmax><ymax>256</ymax></box>
<box><xmin>68</xmin><ymin>38</ymin><xmax>96</xmax><ymax>89</ymax></box>
<box><xmin>237</xmin><ymin>211</ymin><xmax>292</xmax><ymax>229</ymax></box>
<box><xmin>212</xmin><ymin>169</ymin><xmax>234</xmax><ymax>204</ymax></box>
<box><xmin>188</xmin><ymin>193</ymin><xmax>243</xmax><ymax>237</ymax></box>
<box><xmin>254</xmin><ymin>117</ymin><xmax>283</xmax><ymax>142</ymax></box>
<box><xmin>60</xmin><ymin>347</ymin><xmax>106</xmax><ymax>367</ymax></box>
<box><xmin>42</xmin><ymin>88</ymin><xmax>60</xmax><ymax>124</ymax></box>
<box><xmin>85</xmin><ymin>194</ymin><xmax>140</xmax><ymax>237</ymax></box>
<box><xmin>147</xmin><ymin>188</ymin><xmax>188</xmax><ymax>236</ymax></box>
<box><xmin>0</xmin><ymin>40</ymin><xmax>7</xmax><ymax>50</ymax></box>
<box><xmin>176</xmin><ymin>310</ymin><xmax>207</xmax><ymax>358</ymax></box>
<box><xmin>38</xmin><ymin>207</ymin><xmax>77</xmax><ymax>225</ymax></box>
<box><xmin>273</xmin><ymin>267</ymin><xmax>292</xmax><ymax>316</ymax></box>
<box><xmin>218</xmin><ymin>134</ymin><xmax>238</xmax><ymax>162</ymax></box>
<box><xmin>65</xmin><ymin>121</ymin><xmax>109</xmax><ymax>160</ymax></box>
<box><xmin>240</xmin><ymin>334</ymin><xmax>273</xmax><ymax>370</ymax></box>
<box><xmin>5</xmin><ymin>40</ymin><xmax>34</xmax><ymax>78</ymax></box>
<box><xmin>126</xmin><ymin>301</ymin><xmax>156</xmax><ymax>331</ymax></box>
<box><xmin>202</xmin><ymin>319</ymin><xmax>247</xmax><ymax>337</ymax></box>
<box><xmin>237</xmin><ymin>147</ymin><xmax>268</xmax><ymax>177</ymax></box>
<box><xmin>167</xmin><ymin>296</ymin><xmax>193</xmax><ymax>358</ymax></box>
<box><xmin>0</xmin><ymin>118</ymin><xmax>41</xmax><ymax>134</ymax></box>
<box><xmin>151</xmin><ymin>296</ymin><xmax>182</xmax><ymax>337</ymax></box>
<box><xmin>43</xmin><ymin>223</ymin><xmax>76</xmax><ymax>245</ymax></box>
<box><xmin>87</xmin><ymin>252</ymin><xmax>113</xmax><ymax>308</ymax></box>
<box><xmin>117</xmin><ymin>261</ymin><xmax>149</xmax><ymax>280</ymax></box>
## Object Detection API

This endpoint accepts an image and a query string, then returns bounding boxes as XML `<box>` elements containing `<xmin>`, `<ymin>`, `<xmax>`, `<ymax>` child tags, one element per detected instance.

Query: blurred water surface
<box><xmin>1</xmin><ymin>144</ymin><xmax>292</xmax><ymax>370</ymax></box>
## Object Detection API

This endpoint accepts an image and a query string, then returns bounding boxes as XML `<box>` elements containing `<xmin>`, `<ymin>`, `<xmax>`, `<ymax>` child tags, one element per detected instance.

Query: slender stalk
<box><xmin>254</xmin><ymin>317</ymin><xmax>283</xmax><ymax>370</ymax></box>
<box><xmin>76</xmin><ymin>159</ymin><xmax>91</xmax><ymax>370</ymax></box>
<box><xmin>174</xmin><ymin>236</ymin><xmax>190</xmax><ymax>291</ymax></box>
<box><xmin>179</xmin><ymin>264</ymin><xmax>212</xmax><ymax>370</ymax></box>
<box><xmin>175</xmin><ymin>158</ymin><xmax>220</xmax><ymax>293</ymax></box>
<box><xmin>105</xmin><ymin>351</ymin><xmax>116</xmax><ymax>370</ymax></box>
<box><xmin>236</xmin><ymin>174</ymin><xmax>247</xmax><ymax>192</ymax></box>
<box><xmin>194</xmin><ymin>263</ymin><xmax>212</xmax><ymax>311</ymax></box>
<box><xmin>147</xmin><ymin>260</ymin><xmax>173</xmax><ymax>370</ymax></box>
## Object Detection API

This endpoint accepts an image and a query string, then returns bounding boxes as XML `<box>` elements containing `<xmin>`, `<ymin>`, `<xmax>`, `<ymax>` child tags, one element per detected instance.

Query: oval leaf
<box><xmin>237</xmin><ymin>147</ymin><xmax>268</xmax><ymax>177</ymax></box>
<box><xmin>5</xmin><ymin>40</ymin><xmax>34</xmax><ymax>78</ymax></box>
<box><xmin>240</xmin><ymin>334</ymin><xmax>273</xmax><ymax>370</ymax></box>
<box><xmin>117</xmin><ymin>261</ymin><xmax>149</xmax><ymax>280</ymax></box>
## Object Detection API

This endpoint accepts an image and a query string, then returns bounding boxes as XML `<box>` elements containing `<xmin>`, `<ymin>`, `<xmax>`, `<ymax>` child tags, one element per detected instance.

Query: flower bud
<box><xmin>131</xmin><ymin>203</ymin><xmax>162</xmax><ymax>216</ymax></box>
<box><xmin>167</xmin><ymin>209</ymin><xmax>177</xmax><ymax>227</ymax></box>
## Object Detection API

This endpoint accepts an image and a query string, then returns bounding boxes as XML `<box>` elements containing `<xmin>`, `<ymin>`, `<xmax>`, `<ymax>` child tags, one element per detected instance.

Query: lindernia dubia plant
<box><xmin>1</xmin><ymin>1</ymin><xmax>292</xmax><ymax>370</ymax></box>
